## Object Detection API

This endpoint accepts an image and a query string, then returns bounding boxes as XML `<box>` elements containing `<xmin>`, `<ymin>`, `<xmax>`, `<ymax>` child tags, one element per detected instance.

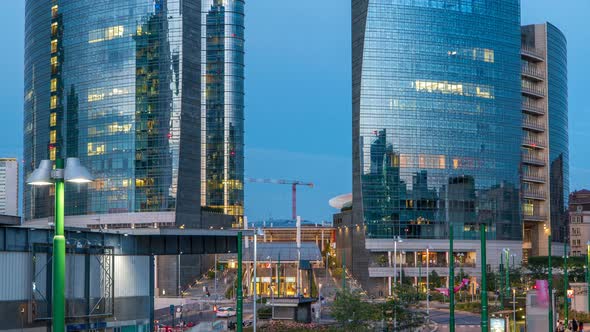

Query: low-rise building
<box><xmin>569</xmin><ymin>190</ymin><xmax>590</xmax><ymax>256</ymax></box>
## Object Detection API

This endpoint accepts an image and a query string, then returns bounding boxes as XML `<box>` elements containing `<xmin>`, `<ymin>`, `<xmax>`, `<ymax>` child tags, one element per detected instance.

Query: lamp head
<box><xmin>256</xmin><ymin>227</ymin><xmax>264</xmax><ymax>236</ymax></box>
<box><xmin>27</xmin><ymin>160</ymin><xmax>53</xmax><ymax>186</ymax></box>
<box><xmin>64</xmin><ymin>157</ymin><xmax>93</xmax><ymax>183</ymax></box>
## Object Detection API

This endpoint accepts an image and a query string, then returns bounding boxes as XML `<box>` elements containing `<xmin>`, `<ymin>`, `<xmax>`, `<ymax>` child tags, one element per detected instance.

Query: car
<box><xmin>216</xmin><ymin>307</ymin><xmax>237</xmax><ymax>318</ymax></box>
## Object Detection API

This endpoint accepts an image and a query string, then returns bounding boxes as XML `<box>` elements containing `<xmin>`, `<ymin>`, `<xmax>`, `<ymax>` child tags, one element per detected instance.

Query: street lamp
<box><xmin>253</xmin><ymin>227</ymin><xmax>264</xmax><ymax>332</ymax></box>
<box><xmin>393</xmin><ymin>236</ymin><xmax>403</xmax><ymax>285</ymax></box>
<box><xmin>587</xmin><ymin>241</ymin><xmax>590</xmax><ymax>313</ymax></box>
<box><xmin>27</xmin><ymin>158</ymin><xmax>93</xmax><ymax>332</ymax></box>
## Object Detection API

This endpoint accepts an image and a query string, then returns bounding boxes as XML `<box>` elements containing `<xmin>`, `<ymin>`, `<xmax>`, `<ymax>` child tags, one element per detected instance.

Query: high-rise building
<box><xmin>520</xmin><ymin>23</ymin><xmax>569</xmax><ymax>259</ymax></box>
<box><xmin>0</xmin><ymin>158</ymin><xmax>19</xmax><ymax>216</ymax></box>
<box><xmin>23</xmin><ymin>0</ymin><xmax>244</xmax><ymax>228</ymax></box>
<box><xmin>349</xmin><ymin>0</ymin><xmax>524</xmax><ymax>293</ymax></box>
<box><xmin>202</xmin><ymin>0</ymin><xmax>245</xmax><ymax>217</ymax></box>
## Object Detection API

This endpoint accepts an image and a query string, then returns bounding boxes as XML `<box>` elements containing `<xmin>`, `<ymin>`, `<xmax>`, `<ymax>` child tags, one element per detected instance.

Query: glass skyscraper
<box><xmin>24</xmin><ymin>0</ymin><xmax>244</xmax><ymax>225</ymax></box>
<box><xmin>352</xmin><ymin>0</ymin><xmax>523</xmax><ymax>242</ymax></box>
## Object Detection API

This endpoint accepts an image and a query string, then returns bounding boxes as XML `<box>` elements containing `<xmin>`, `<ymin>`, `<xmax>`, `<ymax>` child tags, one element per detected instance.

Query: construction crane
<box><xmin>246</xmin><ymin>178</ymin><xmax>314</xmax><ymax>220</ymax></box>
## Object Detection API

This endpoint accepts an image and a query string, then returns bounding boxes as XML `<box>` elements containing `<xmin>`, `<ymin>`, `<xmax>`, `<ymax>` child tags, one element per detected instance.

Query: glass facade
<box><xmin>547</xmin><ymin>23</ymin><xmax>569</xmax><ymax>241</ymax></box>
<box><xmin>24</xmin><ymin>0</ymin><xmax>244</xmax><ymax>222</ymax></box>
<box><xmin>201</xmin><ymin>0</ymin><xmax>245</xmax><ymax>216</ymax></box>
<box><xmin>352</xmin><ymin>0</ymin><xmax>523</xmax><ymax>240</ymax></box>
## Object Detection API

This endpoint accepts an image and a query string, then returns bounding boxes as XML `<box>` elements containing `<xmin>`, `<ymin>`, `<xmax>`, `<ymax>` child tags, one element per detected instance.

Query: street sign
<box><xmin>169</xmin><ymin>305</ymin><xmax>174</xmax><ymax>316</ymax></box>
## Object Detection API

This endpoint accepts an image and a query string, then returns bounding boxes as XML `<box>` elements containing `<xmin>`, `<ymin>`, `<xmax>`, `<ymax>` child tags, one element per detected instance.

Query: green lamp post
<box><xmin>27</xmin><ymin>158</ymin><xmax>93</xmax><ymax>332</ymax></box>
<box><xmin>449</xmin><ymin>225</ymin><xmax>455</xmax><ymax>332</ymax></box>
<box><xmin>548</xmin><ymin>234</ymin><xmax>553</xmax><ymax>332</ymax></box>
<box><xmin>480</xmin><ymin>225</ymin><xmax>488</xmax><ymax>332</ymax></box>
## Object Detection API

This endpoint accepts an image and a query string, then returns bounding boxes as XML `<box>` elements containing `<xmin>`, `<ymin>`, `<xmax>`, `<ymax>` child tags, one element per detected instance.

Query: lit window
<box><xmin>51</xmin><ymin>22</ymin><xmax>58</xmax><ymax>36</ymax></box>
<box><xmin>50</xmin><ymin>95</ymin><xmax>57</xmax><ymax>109</ymax></box>
<box><xmin>51</xmin><ymin>40</ymin><xmax>58</xmax><ymax>53</ymax></box>
<box><xmin>50</xmin><ymin>79</ymin><xmax>57</xmax><ymax>92</ymax></box>
<box><xmin>87</xmin><ymin>142</ymin><xmax>105</xmax><ymax>156</ymax></box>
<box><xmin>51</xmin><ymin>56</ymin><xmax>58</xmax><ymax>66</ymax></box>
<box><xmin>49</xmin><ymin>148</ymin><xmax>56</xmax><ymax>161</ymax></box>
<box><xmin>50</xmin><ymin>113</ymin><xmax>57</xmax><ymax>127</ymax></box>
<box><xmin>89</xmin><ymin>25</ymin><xmax>125</xmax><ymax>43</ymax></box>
<box><xmin>453</xmin><ymin>159</ymin><xmax>460</xmax><ymax>169</ymax></box>
<box><xmin>50</xmin><ymin>130</ymin><xmax>56</xmax><ymax>144</ymax></box>
<box><xmin>484</xmin><ymin>49</ymin><xmax>495</xmax><ymax>63</ymax></box>
<box><xmin>51</xmin><ymin>5</ymin><xmax>58</xmax><ymax>18</ymax></box>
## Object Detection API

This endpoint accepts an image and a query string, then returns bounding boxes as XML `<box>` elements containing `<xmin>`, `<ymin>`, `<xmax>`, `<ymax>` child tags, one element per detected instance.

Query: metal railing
<box><xmin>522</xmin><ymin>171</ymin><xmax>546</xmax><ymax>183</ymax></box>
<box><xmin>522</xmin><ymin>153</ymin><xmax>545</xmax><ymax>165</ymax></box>
<box><xmin>521</xmin><ymin>65</ymin><xmax>545</xmax><ymax>80</ymax></box>
<box><xmin>522</xmin><ymin>86</ymin><xmax>546</xmax><ymax>97</ymax></box>
<box><xmin>523</xmin><ymin>189</ymin><xmax>547</xmax><ymax>200</ymax></box>
<box><xmin>523</xmin><ymin>136</ymin><xmax>546</xmax><ymax>148</ymax></box>
<box><xmin>521</xmin><ymin>46</ymin><xmax>545</xmax><ymax>61</ymax></box>
<box><xmin>522</xmin><ymin>102</ymin><xmax>545</xmax><ymax>115</ymax></box>
<box><xmin>522</xmin><ymin>117</ymin><xmax>546</xmax><ymax>131</ymax></box>
<box><xmin>523</xmin><ymin>213</ymin><xmax>547</xmax><ymax>221</ymax></box>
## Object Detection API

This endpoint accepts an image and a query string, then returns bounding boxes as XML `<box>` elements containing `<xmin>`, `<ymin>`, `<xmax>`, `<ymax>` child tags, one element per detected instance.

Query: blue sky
<box><xmin>1</xmin><ymin>1</ymin><xmax>588</xmax><ymax>222</ymax></box>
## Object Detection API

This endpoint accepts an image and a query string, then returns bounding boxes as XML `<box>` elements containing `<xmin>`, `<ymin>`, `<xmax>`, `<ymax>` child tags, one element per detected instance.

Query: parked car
<box><xmin>216</xmin><ymin>307</ymin><xmax>237</xmax><ymax>318</ymax></box>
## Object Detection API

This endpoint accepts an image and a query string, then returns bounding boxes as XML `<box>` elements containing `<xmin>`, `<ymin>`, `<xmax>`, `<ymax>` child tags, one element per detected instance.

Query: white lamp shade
<box><xmin>65</xmin><ymin>158</ymin><xmax>93</xmax><ymax>183</ymax></box>
<box><xmin>27</xmin><ymin>160</ymin><xmax>53</xmax><ymax>186</ymax></box>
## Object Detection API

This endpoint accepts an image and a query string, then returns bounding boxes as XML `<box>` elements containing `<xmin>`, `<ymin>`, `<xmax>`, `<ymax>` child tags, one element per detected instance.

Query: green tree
<box><xmin>331</xmin><ymin>290</ymin><xmax>375</xmax><ymax>329</ymax></box>
<box><xmin>429</xmin><ymin>270</ymin><xmax>443</xmax><ymax>289</ymax></box>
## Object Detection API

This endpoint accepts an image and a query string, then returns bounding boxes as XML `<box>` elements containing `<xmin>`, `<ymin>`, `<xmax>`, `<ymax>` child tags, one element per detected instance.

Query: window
<box><xmin>51</xmin><ymin>40</ymin><xmax>58</xmax><ymax>53</ymax></box>
<box><xmin>50</xmin><ymin>79</ymin><xmax>57</xmax><ymax>92</ymax></box>
<box><xmin>51</xmin><ymin>5</ymin><xmax>58</xmax><ymax>19</ymax></box>
<box><xmin>50</xmin><ymin>130</ymin><xmax>56</xmax><ymax>144</ymax></box>
<box><xmin>50</xmin><ymin>96</ymin><xmax>57</xmax><ymax>109</ymax></box>
<box><xmin>49</xmin><ymin>148</ymin><xmax>56</xmax><ymax>161</ymax></box>
<box><xmin>51</xmin><ymin>22</ymin><xmax>58</xmax><ymax>36</ymax></box>
<box><xmin>87</xmin><ymin>142</ymin><xmax>105</xmax><ymax>156</ymax></box>
<box><xmin>50</xmin><ymin>113</ymin><xmax>57</xmax><ymax>127</ymax></box>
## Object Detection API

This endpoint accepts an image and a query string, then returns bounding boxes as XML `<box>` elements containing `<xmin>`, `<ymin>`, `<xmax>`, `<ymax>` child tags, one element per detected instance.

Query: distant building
<box><xmin>521</xmin><ymin>23</ymin><xmax>569</xmax><ymax>260</ymax></box>
<box><xmin>569</xmin><ymin>190</ymin><xmax>590</xmax><ymax>256</ymax></box>
<box><xmin>0</xmin><ymin>158</ymin><xmax>18</xmax><ymax>216</ymax></box>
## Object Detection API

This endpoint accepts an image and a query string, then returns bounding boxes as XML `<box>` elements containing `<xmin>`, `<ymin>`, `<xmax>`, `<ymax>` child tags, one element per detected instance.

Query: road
<box><xmin>428</xmin><ymin>308</ymin><xmax>480</xmax><ymax>325</ymax></box>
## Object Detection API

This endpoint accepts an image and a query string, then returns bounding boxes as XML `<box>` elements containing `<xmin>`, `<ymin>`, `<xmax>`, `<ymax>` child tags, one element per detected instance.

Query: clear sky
<box><xmin>1</xmin><ymin>1</ymin><xmax>588</xmax><ymax>223</ymax></box>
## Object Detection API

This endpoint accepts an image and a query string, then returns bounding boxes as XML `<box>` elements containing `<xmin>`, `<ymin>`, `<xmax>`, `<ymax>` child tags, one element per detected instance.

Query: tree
<box><xmin>331</xmin><ymin>290</ymin><xmax>375</xmax><ymax>329</ymax></box>
<box><xmin>429</xmin><ymin>270</ymin><xmax>443</xmax><ymax>289</ymax></box>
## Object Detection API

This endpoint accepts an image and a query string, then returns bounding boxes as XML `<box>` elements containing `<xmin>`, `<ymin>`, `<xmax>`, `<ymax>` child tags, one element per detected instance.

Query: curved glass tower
<box><xmin>24</xmin><ymin>0</ymin><xmax>245</xmax><ymax>224</ymax></box>
<box><xmin>352</xmin><ymin>0</ymin><xmax>523</xmax><ymax>241</ymax></box>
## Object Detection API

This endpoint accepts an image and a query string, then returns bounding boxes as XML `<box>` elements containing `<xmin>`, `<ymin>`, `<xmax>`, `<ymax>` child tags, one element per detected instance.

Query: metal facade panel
<box><xmin>0</xmin><ymin>252</ymin><xmax>31</xmax><ymax>300</ymax></box>
<box><xmin>114</xmin><ymin>256</ymin><xmax>150</xmax><ymax>297</ymax></box>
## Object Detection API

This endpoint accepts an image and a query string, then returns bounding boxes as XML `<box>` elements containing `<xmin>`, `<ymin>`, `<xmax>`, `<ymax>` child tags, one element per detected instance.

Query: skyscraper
<box><xmin>0</xmin><ymin>158</ymin><xmax>19</xmax><ymax>216</ymax></box>
<box><xmin>350</xmin><ymin>0</ymin><xmax>523</xmax><ymax>293</ymax></box>
<box><xmin>23</xmin><ymin>0</ymin><xmax>244</xmax><ymax>228</ymax></box>
<box><xmin>521</xmin><ymin>23</ymin><xmax>569</xmax><ymax>259</ymax></box>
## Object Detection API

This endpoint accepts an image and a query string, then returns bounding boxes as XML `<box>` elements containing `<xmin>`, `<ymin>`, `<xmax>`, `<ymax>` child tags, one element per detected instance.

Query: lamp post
<box><xmin>563</xmin><ymin>239</ymin><xmax>569</xmax><ymax>326</ymax></box>
<box><xmin>587</xmin><ymin>241</ymin><xmax>590</xmax><ymax>313</ymax></box>
<box><xmin>480</xmin><ymin>224</ymin><xmax>488</xmax><ymax>332</ymax></box>
<box><xmin>426</xmin><ymin>246</ymin><xmax>431</xmax><ymax>322</ymax></box>
<box><xmin>27</xmin><ymin>158</ymin><xmax>93</xmax><ymax>332</ymax></box>
<box><xmin>237</xmin><ymin>231</ymin><xmax>243</xmax><ymax>332</ymax></box>
<box><xmin>548</xmin><ymin>234</ymin><xmax>553</xmax><ymax>332</ymax></box>
<box><xmin>449</xmin><ymin>225</ymin><xmax>455</xmax><ymax>332</ymax></box>
<box><xmin>504</xmin><ymin>248</ymin><xmax>510</xmax><ymax>299</ymax></box>
<box><xmin>253</xmin><ymin>227</ymin><xmax>264</xmax><ymax>332</ymax></box>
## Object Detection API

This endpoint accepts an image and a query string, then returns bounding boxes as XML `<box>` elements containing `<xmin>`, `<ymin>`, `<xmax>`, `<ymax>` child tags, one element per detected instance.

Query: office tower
<box><xmin>521</xmin><ymin>23</ymin><xmax>569</xmax><ymax>259</ymax></box>
<box><xmin>202</xmin><ymin>0</ymin><xmax>245</xmax><ymax>218</ymax></box>
<box><xmin>350</xmin><ymin>0</ymin><xmax>523</xmax><ymax>293</ymax></box>
<box><xmin>23</xmin><ymin>0</ymin><xmax>244</xmax><ymax>228</ymax></box>
<box><xmin>0</xmin><ymin>158</ymin><xmax>18</xmax><ymax>216</ymax></box>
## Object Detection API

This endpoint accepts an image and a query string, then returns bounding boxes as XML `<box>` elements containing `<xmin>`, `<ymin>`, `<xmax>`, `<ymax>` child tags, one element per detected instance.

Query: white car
<box><xmin>216</xmin><ymin>307</ymin><xmax>237</xmax><ymax>318</ymax></box>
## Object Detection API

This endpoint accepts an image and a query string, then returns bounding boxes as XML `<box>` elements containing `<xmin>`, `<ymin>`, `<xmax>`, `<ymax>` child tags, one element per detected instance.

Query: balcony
<box><xmin>522</xmin><ymin>153</ymin><xmax>545</xmax><ymax>166</ymax></box>
<box><xmin>523</xmin><ymin>172</ymin><xmax>546</xmax><ymax>183</ymax></box>
<box><xmin>523</xmin><ymin>189</ymin><xmax>547</xmax><ymax>200</ymax></box>
<box><xmin>521</xmin><ymin>65</ymin><xmax>545</xmax><ymax>81</ymax></box>
<box><xmin>522</xmin><ymin>102</ymin><xmax>546</xmax><ymax>115</ymax></box>
<box><xmin>522</xmin><ymin>86</ymin><xmax>546</xmax><ymax>98</ymax></box>
<box><xmin>521</xmin><ymin>46</ymin><xmax>545</xmax><ymax>62</ymax></box>
<box><xmin>522</xmin><ymin>137</ymin><xmax>546</xmax><ymax>149</ymax></box>
<box><xmin>522</xmin><ymin>118</ymin><xmax>546</xmax><ymax>132</ymax></box>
